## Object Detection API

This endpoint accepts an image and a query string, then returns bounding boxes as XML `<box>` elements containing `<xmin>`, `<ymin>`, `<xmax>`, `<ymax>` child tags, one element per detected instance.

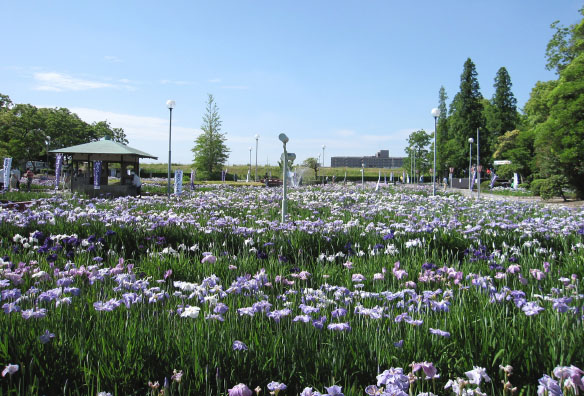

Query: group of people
<box><xmin>6</xmin><ymin>168</ymin><xmax>34</xmax><ymax>192</ymax></box>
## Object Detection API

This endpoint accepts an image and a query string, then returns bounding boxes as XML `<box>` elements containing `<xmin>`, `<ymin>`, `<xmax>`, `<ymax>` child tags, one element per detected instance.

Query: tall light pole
<box><xmin>45</xmin><ymin>136</ymin><xmax>51</xmax><ymax>169</ymax></box>
<box><xmin>468</xmin><ymin>137</ymin><xmax>474</xmax><ymax>192</ymax></box>
<box><xmin>279</xmin><ymin>133</ymin><xmax>289</xmax><ymax>222</ymax></box>
<box><xmin>413</xmin><ymin>149</ymin><xmax>416</xmax><ymax>184</ymax></box>
<box><xmin>248</xmin><ymin>146</ymin><xmax>252</xmax><ymax>175</ymax></box>
<box><xmin>322</xmin><ymin>144</ymin><xmax>326</xmax><ymax>167</ymax></box>
<box><xmin>477</xmin><ymin>128</ymin><xmax>480</xmax><ymax>199</ymax></box>
<box><xmin>166</xmin><ymin>100</ymin><xmax>175</xmax><ymax>197</ymax></box>
<box><xmin>254</xmin><ymin>134</ymin><xmax>259</xmax><ymax>181</ymax></box>
<box><xmin>431</xmin><ymin>108</ymin><xmax>440</xmax><ymax>196</ymax></box>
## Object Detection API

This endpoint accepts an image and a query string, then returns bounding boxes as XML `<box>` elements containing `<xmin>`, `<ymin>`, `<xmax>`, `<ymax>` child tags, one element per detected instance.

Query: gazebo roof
<box><xmin>50</xmin><ymin>139</ymin><xmax>157</xmax><ymax>160</ymax></box>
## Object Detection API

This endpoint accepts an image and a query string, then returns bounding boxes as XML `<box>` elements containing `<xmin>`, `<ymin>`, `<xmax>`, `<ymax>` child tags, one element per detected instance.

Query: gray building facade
<box><xmin>331</xmin><ymin>150</ymin><xmax>404</xmax><ymax>168</ymax></box>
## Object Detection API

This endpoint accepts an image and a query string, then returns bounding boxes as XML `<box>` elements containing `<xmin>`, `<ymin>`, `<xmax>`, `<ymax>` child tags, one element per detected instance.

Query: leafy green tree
<box><xmin>192</xmin><ymin>94</ymin><xmax>230</xmax><ymax>180</ymax></box>
<box><xmin>0</xmin><ymin>93</ymin><xmax>13</xmax><ymax>111</ymax></box>
<box><xmin>522</xmin><ymin>80</ymin><xmax>558</xmax><ymax>130</ymax></box>
<box><xmin>405</xmin><ymin>129</ymin><xmax>432</xmax><ymax>177</ymax></box>
<box><xmin>493</xmin><ymin>129</ymin><xmax>536</xmax><ymax>181</ymax></box>
<box><xmin>545</xmin><ymin>8</ymin><xmax>584</xmax><ymax>74</ymax></box>
<box><xmin>446</xmin><ymin>58</ymin><xmax>485</xmax><ymax>174</ymax></box>
<box><xmin>91</xmin><ymin>120</ymin><xmax>129</xmax><ymax>144</ymax></box>
<box><xmin>534</xmin><ymin>51</ymin><xmax>584</xmax><ymax>197</ymax></box>
<box><xmin>302</xmin><ymin>157</ymin><xmax>320</xmax><ymax>179</ymax></box>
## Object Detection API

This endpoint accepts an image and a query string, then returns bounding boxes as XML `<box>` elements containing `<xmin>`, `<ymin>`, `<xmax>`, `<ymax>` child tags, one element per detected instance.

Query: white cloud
<box><xmin>220</xmin><ymin>85</ymin><xmax>249</xmax><ymax>90</ymax></box>
<box><xmin>335</xmin><ymin>129</ymin><xmax>355</xmax><ymax>137</ymax></box>
<box><xmin>33</xmin><ymin>72</ymin><xmax>115</xmax><ymax>92</ymax></box>
<box><xmin>104</xmin><ymin>55</ymin><xmax>123</xmax><ymax>63</ymax></box>
<box><xmin>160</xmin><ymin>79</ymin><xmax>196</xmax><ymax>86</ymax></box>
<box><xmin>209</xmin><ymin>78</ymin><xmax>222</xmax><ymax>83</ymax></box>
<box><xmin>68</xmin><ymin>107</ymin><xmax>200</xmax><ymax>163</ymax></box>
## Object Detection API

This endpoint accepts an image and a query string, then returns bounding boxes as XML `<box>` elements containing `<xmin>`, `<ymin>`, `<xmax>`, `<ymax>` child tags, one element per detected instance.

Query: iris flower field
<box><xmin>0</xmin><ymin>184</ymin><xmax>583</xmax><ymax>395</ymax></box>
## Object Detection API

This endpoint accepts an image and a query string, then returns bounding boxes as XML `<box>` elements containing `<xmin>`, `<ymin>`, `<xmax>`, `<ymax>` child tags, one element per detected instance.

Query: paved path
<box><xmin>449</xmin><ymin>187</ymin><xmax>584</xmax><ymax>209</ymax></box>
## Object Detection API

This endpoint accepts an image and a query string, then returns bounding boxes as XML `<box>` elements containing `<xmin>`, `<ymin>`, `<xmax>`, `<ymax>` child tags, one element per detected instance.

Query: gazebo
<box><xmin>50</xmin><ymin>137</ymin><xmax>157</xmax><ymax>197</ymax></box>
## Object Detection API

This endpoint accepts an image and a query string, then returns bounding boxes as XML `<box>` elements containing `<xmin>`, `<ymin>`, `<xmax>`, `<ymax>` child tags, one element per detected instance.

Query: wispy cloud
<box><xmin>335</xmin><ymin>129</ymin><xmax>355</xmax><ymax>137</ymax></box>
<box><xmin>160</xmin><ymin>79</ymin><xmax>196</xmax><ymax>86</ymax></box>
<box><xmin>209</xmin><ymin>78</ymin><xmax>222</xmax><ymax>83</ymax></box>
<box><xmin>104</xmin><ymin>55</ymin><xmax>123</xmax><ymax>63</ymax></box>
<box><xmin>33</xmin><ymin>72</ymin><xmax>115</xmax><ymax>92</ymax></box>
<box><xmin>220</xmin><ymin>85</ymin><xmax>249</xmax><ymax>90</ymax></box>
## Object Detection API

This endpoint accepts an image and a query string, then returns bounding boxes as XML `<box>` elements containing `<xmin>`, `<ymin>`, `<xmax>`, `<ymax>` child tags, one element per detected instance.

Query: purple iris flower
<box><xmin>537</xmin><ymin>375</ymin><xmax>562</xmax><ymax>396</ymax></box>
<box><xmin>39</xmin><ymin>330</ymin><xmax>55</xmax><ymax>344</ymax></box>
<box><xmin>267</xmin><ymin>382</ymin><xmax>287</xmax><ymax>392</ymax></box>
<box><xmin>429</xmin><ymin>328</ymin><xmax>450</xmax><ymax>337</ymax></box>
<box><xmin>232</xmin><ymin>340</ymin><xmax>248</xmax><ymax>351</ymax></box>
<box><xmin>228</xmin><ymin>383</ymin><xmax>252</xmax><ymax>396</ymax></box>
<box><xmin>327</xmin><ymin>322</ymin><xmax>351</xmax><ymax>332</ymax></box>
<box><xmin>325</xmin><ymin>385</ymin><xmax>344</xmax><ymax>396</ymax></box>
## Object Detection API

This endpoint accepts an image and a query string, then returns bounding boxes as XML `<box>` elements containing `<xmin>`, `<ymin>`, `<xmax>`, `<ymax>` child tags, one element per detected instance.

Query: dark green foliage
<box><xmin>444</xmin><ymin>58</ymin><xmax>485</xmax><ymax>174</ymax></box>
<box><xmin>0</xmin><ymin>93</ymin><xmax>128</xmax><ymax>169</ymax></box>
<box><xmin>539</xmin><ymin>175</ymin><xmax>569</xmax><ymax>200</ymax></box>
<box><xmin>530</xmin><ymin>179</ymin><xmax>546</xmax><ymax>196</ymax></box>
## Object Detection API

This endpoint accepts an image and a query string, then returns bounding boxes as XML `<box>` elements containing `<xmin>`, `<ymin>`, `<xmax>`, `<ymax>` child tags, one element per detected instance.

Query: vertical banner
<box><xmin>513</xmin><ymin>173</ymin><xmax>519</xmax><ymax>189</ymax></box>
<box><xmin>390</xmin><ymin>172</ymin><xmax>394</xmax><ymax>182</ymax></box>
<box><xmin>174</xmin><ymin>169</ymin><xmax>183</xmax><ymax>195</ymax></box>
<box><xmin>402</xmin><ymin>171</ymin><xmax>405</xmax><ymax>183</ymax></box>
<box><xmin>407</xmin><ymin>173</ymin><xmax>410</xmax><ymax>184</ymax></box>
<box><xmin>470</xmin><ymin>170</ymin><xmax>476</xmax><ymax>191</ymax></box>
<box><xmin>93</xmin><ymin>160</ymin><xmax>101</xmax><ymax>190</ymax></box>
<box><xmin>375</xmin><ymin>171</ymin><xmax>381</xmax><ymax>191</ymax></box>
<box><xmin>3</xmin><ymin>158</ymin><xmax>12</xmax><ymax>191</ymax></box>
<box><xmin>221</xmin><ymin>169</ymin><xmax>226</xmax><ymax>182</ymax></box>
<box><xmin>490</xmin><ymin>172</ymin><xmax>498</xmax><ymax>189</ymax></box>
<box><xmin>190</xmin><ymin>169</ymin><xmax>195</xmax><ymax>190</ymax></box>
<box><xmin>55</xmin><ymin>154</ymin><xmax>63</xmax><ymax>190</ymax></box>
<box><xmin>343</xmin><ymin>171</ymin><xmax>346</xmax><ymax>184</ymax></box>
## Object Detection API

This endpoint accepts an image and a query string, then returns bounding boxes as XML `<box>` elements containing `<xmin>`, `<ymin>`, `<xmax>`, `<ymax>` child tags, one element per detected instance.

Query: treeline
<box><xmin>406</xmin><ymin>8</ymin><xmax>584</xmax><ymax>197</ymax></box>
<box><xmin>0</xmin><ymin>94</ymin><xmax>128</xmax><ymax>170</ymax></box>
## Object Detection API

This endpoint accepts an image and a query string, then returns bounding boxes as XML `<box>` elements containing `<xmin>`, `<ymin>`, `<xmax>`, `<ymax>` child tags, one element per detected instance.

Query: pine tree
<box><xmin>192</xmin><ymin>94</ymin><xmax>230</xmax><ymax>180</ymax></box>
<box><xmin>436</xmin><ymin>86</ymin><xmax>449</xmax><ymax>175</ymax></box>
<box><xmin>445</xmin><ymin>58</ymin><xmax>485</xmax><ymax>174</ymax></box>
<box><xmin>487</xmin><ymin>68</ymin><xmax>519</xmax><ymax>136</ymax></box>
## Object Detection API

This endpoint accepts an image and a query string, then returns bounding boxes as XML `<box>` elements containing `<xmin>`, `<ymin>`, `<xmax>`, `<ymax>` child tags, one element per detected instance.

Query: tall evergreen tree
<box><xmin>484</xmin><ymin>67</ymin><xmax>519</xmax><ymax>160</ymax></box>
<box><xmin>445</xmin><ymin>58</ymin><xmax>485</xmax><ymax>175</ymax></box>
<box><xmin>192</xmin><ymin>94</ymin><xmax>230</xmax><ymax>180</ymax></box>
<box><xmin>436</xmin><ymin>86</ymin><xmax>450</xmax><ymax>175</ymax></box>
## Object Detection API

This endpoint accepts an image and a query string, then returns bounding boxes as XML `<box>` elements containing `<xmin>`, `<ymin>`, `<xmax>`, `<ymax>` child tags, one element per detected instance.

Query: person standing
<box><xmin>25</xmin><ymin>168</ymin><xmax>34</xmax><ymax>192</ymax></box>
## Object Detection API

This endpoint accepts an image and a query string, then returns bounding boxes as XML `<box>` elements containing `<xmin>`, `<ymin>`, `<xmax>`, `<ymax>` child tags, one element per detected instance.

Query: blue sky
<box><xmin>2</xmin><ymin>1</ymin><xmax>582</xmax><ymax>166</ymax></box>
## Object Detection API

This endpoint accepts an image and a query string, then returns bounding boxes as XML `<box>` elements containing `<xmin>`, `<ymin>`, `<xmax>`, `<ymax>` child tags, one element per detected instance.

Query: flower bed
<box><xmin>0</xmin><ymin>184</ymin><xmax>582</xmax><ymax>395</ymax></box>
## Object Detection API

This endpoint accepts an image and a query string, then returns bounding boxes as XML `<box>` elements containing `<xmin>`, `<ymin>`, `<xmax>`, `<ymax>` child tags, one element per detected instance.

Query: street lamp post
<box><xmin>279</xmin><ymin>133</ymin><xmax>289</xmax><ymax>222</ymax></box>
<box><xmin>477</xmin><ymin>128</ymin><xmax>480</xmax><ymax>199</ymax></box>
<box><xmin>45</xmin><ymin>136</ymin><xmax>51</xmax><ymax>169</ymax></box>
<box><xmin>322</xmin><ymin>144</ymin><xmax>326</xmax><ymax>167</ymax></box>
<box><xmin>468</xmin><ymin>137</ymin><xmax>474</xmax><ymax>192</ymax></box>
<box><xmin>413</xmin><ymin>149</ymin><xmax>416</xmax><ymax>184</ymax></box>
<box><xmin>166</xmin><ymin>100</ymin><xmax>175</xmax><ymax>198</ymax></box>
<box><xmin>254</xmin><ymin>134</ymin><xmax>259</xmax><ymax>182</ymax></box>
<box><xmin>431</xmin><ymin>108</ymin><xmax>440</xmax><ymax>196</ymax></box>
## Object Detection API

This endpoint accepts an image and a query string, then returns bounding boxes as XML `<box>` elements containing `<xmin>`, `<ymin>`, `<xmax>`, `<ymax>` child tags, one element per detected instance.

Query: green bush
<box><xmin>540</xmin><ymin>175</ymin><xmax>568</xmax><ymax>201</ymax></box>
<box><xmin>530</xmin><ymin>179</ymin><xmax>546</xmax><ymax>196</ymax></box>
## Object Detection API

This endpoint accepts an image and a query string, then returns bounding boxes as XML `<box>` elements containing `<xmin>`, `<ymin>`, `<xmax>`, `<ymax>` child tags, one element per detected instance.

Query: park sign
<box><xmin>493</xmin><ymin>160</ymin><xmax>512</xmax><ymax>166</ymax></box>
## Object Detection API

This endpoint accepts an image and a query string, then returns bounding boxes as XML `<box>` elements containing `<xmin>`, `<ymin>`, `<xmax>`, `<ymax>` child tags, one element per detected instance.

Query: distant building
<box><xmin>331</xmin><ymin>150</ymin><xmax>404</xmax><ymax>168</ymax></box>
